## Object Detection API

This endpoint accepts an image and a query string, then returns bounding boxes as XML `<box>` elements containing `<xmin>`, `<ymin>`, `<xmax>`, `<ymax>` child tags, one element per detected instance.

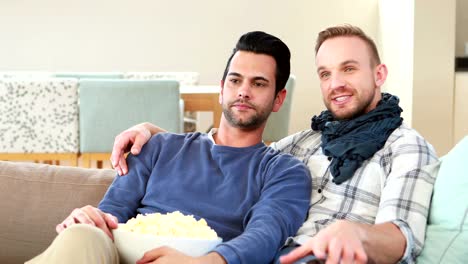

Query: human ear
<box><xmin>272</xmin><ymin>88</ymin><xmax>287</xmax><ymax>112</ymax></box>
<box><xmin>375</xmin><ymin>64</ymin><xmax>388</xmax><ymax>87</ymax></box>
<box><xmin>218</xmin><ymin>80</ymin><xmax>224</xmax><ymax>104</ymax></box>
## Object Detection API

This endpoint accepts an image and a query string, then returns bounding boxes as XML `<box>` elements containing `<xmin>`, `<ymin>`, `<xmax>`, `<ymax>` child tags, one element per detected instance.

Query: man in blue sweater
<box><xmin>26</xmin><ymin>31</ymin><xmax>311</xmax><ymax>264</ymax></box>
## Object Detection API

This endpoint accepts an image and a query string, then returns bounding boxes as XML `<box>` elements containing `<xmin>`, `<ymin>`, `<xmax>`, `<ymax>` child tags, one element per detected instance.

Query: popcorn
<box><xmin>119</xmin><ymin>211</ymin><xmax>218</xmax><ymax>239</ymax></box>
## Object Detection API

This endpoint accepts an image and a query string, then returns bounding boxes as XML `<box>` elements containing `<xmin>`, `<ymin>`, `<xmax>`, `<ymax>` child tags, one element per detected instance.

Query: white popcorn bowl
<box><xmin>112</xmin><ymin>224</ymin><xmax>222</xmax><ymax>264</ymax></box>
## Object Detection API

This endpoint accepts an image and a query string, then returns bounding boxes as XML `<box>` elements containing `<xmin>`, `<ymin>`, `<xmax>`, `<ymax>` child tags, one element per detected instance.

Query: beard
<box><xmin>223</xmin><ymin>99</ymin><xmax>273</xmax><ymax>130</ymax></box>
<box><xmin>326</xmin><ymin>89</ymin><xmax>376</xmax><ymax>120</ymax></box>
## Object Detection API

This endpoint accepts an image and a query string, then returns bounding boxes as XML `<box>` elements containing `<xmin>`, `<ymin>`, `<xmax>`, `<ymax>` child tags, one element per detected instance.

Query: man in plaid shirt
<box><xmin>111</xmin><ymin>25</ymin><xmax>438</xmax><ymax>264</ymax></box>
<box><xmin>274</xmin><ymin>25</ymin><xmax>438</xmax><ymax>264</ymax></box>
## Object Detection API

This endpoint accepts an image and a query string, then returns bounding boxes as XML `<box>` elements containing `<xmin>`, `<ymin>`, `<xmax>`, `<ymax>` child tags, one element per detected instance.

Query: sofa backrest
<box><xmin>0</xmin><ymin>161</ymin><xmax>115</xmax><ymax>264</ymax></box>
<box><xmin>418</xmin><ymin>136</ymin><xmax>468</xmax><ymax>263</ymax></box>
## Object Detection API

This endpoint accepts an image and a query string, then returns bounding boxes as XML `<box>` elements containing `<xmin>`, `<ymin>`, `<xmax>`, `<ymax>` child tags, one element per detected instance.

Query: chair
<box><xmin>124</xmin><ymin>72</ymin><xmax>200</xmax><ymax>131</ymax></box>
<box><xmin>79</xmin><ymin>79</ymin><xmax>182</xmax><ymax>168</ymax></box>
<box><xmin>123</xmin><ymin>72</ymin><xmax>199</xmax><ymax>86</ymax></box>
<box><xmin>0</xmin><ymin>71</ymin><xmax>53</xmax><ymax>79</ymax></box>
<box><xmin>263</xmin><ymin>75</ymin><xmax>295</xmax><ymax>144</ymax></box>
<box><xmin>53</xmin><ymin>72</ymin><xmax>124</xmax><ymax>79</ymax></box>
<box><xmin>0</xmin><ymin>78</ymin><xmax>79</xmax><ymax>166</ymax></box>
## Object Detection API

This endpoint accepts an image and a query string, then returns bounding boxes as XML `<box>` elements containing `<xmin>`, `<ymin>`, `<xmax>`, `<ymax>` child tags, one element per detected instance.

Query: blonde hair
<box><xmin>315</xmin><ymin>24</ymin><xmax>381</xmax><ymax>65</ymax></box>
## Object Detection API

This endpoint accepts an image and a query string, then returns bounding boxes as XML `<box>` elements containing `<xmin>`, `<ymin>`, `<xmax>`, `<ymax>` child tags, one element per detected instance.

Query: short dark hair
<box><xmin>222</xmin><ymin>31</ymin><xmax>291</xmax><ymax>94</ymax></box>
<box><xmin>315</xmin><ymin>24</ymin><xmax>381</xmax><ymax>66</ymax></box>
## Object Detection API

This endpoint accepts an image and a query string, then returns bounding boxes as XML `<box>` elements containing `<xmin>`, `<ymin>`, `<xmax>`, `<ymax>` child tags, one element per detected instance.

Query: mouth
<box><xmin>231</xmin><ymin>101</ymin><xmax>255</xmax><ymax>111</ymax></box>
<box><xmin>331</xmin><ymin>95</ymin><xmax>352</xmax><ymax>105</ymax></box>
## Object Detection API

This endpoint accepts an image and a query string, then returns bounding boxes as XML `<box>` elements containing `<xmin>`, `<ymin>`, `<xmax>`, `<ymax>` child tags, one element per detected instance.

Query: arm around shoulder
<box><xmin>111</xmin><ymin>122</ymin><xmax>167</xmax><ymax>175</ymax></box>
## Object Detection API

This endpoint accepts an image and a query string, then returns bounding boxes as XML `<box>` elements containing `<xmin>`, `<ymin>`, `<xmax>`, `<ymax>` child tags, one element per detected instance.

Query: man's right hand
<box><xmin>110</xmin><ymin>122</ymin><xmax>164</xmax><ymax>175</ymax></box>
<box><xmin>56</xmin><ymin>205</ymin><xmax>119</xmax><ymax>240</ymax></box>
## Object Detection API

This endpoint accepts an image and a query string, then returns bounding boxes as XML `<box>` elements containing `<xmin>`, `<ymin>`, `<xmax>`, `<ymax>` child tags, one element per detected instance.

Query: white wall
<box><xmin>0</xmin><ymin>0</ymin><xmax>378</xmax><ymax>134</ymax></box>
<box><xmin>378</xmin><ymin>0</ymin><xmax>414</xmax><ymax>125</ymax></box>
<box><xmin>412</xmin><ymin>0</ymin><xmax>455</xmax><ymax>155</ymax></box>
<box><xmin>454</xmin><ymin>73</ymin><xmax>468</xmax><ymax>143</ymax></box>
<box><xmin>378</xmin><ymin>0</ymin><xmax>456</xmax><ymax>155</ymax></box>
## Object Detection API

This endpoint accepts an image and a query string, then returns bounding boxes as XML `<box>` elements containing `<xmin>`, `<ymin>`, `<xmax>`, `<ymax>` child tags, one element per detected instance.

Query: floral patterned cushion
<box><xmin>0</xmin><ymin>78</ymin><xmax>79</xmax><ymax>153</ymax></box>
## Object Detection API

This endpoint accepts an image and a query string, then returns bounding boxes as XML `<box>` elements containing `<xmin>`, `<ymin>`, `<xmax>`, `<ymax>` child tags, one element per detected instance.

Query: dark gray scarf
<box><xmin>311</xmin><ymin>93</ymin><xmax>403</xmax><ymax>184</ymax></box>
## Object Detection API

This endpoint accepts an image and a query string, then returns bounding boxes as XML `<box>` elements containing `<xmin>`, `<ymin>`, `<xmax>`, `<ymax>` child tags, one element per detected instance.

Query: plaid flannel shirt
<box><xmin>270</xmin><ymin>123</ymin><xmax>438</xmax><ymax>263</ymax></box>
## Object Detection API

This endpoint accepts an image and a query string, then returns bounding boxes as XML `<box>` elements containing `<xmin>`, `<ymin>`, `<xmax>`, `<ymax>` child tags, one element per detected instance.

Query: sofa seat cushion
<box><xmin>418</xmin><ymin>225</ymin><xmax>468</xmax><ymax>263</ymax></box>
<box><xmin>0</xmin><ymin>161</ymin><xmax>115</xmax><ymax>264</ymax></box>
<box><xmin>418</xmin><ymin>136</ymin><xmax>468</xmax><ymax>263</ymax></box>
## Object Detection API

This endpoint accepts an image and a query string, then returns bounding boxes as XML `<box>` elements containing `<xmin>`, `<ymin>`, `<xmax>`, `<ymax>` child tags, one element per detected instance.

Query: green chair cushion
<box><xmin>263</xmin><ymin>75</ymin><xmax>295</xmax><ymax>142</ymax></box>
<box><xmin>79</xmin><ymin>79</ymin><xmax>181</xmax><ymax>152</ymax></box>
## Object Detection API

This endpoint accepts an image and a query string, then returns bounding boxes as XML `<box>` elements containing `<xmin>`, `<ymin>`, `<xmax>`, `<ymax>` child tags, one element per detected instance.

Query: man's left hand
<box><xmin>136</xmin><ymin>246</ymin><xmax>227</xmax><ymax>264</ymax></box>
<box><xmin>136</xmin><ymin>246</ymin><xmax>194</xmax><ymax>264</ymax></box>
<box><xmin>280</xmin><ymin>220</ymin><xmax>368</xmax><ymax>264</ymax></box>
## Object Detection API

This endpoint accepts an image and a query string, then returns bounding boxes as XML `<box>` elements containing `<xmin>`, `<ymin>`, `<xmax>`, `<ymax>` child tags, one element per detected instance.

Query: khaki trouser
<box><xmin>26</xmin><ymin>224</ymin><xmax>119</xmax><ymax>264</ymax></box>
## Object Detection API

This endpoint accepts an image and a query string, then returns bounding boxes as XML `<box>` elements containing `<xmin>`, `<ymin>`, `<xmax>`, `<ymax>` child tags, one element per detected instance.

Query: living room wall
<box><xmin>456</xmin><ymin>0</ymin><xmax>468</xmax><ymax>57</ymax></box>
<box><xmin>378</xmin><ymin>0</ymin><xmax>456</xmax><ymax>155</ymax></box>
<box><xmin>2</xmin><ymin>0</ymin><xmax>460</xmax><ymax>154</ymax></box>
<box><xmin>0</xmin><ymin>0</ymin><xmax>378</xmax><ymax>135</ymax></box>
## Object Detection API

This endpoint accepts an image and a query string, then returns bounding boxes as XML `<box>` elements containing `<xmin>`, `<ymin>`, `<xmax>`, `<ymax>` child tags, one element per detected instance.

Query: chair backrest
<box><xmin>123</xmin><ymin>72</ymin><xmax>199</xmax><ymax>86</ymax></box>
<box><xmin>0</xmin><ymin>71</ymin><xmax>53</xmax><ymax>79</ymax></box>
<box><xmin>53</xmin><ymin>72</ymin><xmax>124</xmax><ymax>79</ymax></box>
<box><xmin>262</xmin><ymin>75</ymin><xmax>295</xmax><ymax>143</ymax></box>
<box><xmin>0</xmin><ymin>78</ymin><xmax>79</xmax><ymax>153</ymax></box>
<box><xmin>79</xmin><ymin>79</ymin><xmax>181</xmax><ymax>153</ymax></box>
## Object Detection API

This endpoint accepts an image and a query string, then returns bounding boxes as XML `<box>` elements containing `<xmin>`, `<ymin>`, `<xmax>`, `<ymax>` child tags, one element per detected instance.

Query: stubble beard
<box><xmin>223</xmin><ymin>99</ymin><xmax>273</xmax><ymax>130</ymax></box>
<box><xmin>326</xmin><ymin>90</ymin><xmax>376</xmax><ymax>120</ymax></box>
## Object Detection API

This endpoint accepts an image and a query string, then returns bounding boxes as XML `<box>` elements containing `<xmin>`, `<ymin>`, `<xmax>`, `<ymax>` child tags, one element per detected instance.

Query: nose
<box><xmin>330</xmin><ymin>73</ymin><xmax>345</xmax><ymax>90</ymax></box>
<box><xmin>237</xmin><ymin>82</ymin><xmax>251</xmax><ymax>99</ymax></box>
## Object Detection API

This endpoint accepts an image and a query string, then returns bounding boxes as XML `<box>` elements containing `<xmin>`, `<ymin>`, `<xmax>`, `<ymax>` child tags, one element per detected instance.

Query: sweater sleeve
<box><xmin>98</xmin><ymin>136</ymin><xmax>159</xmax><ymax>223</ymax></box>
<box><xmin>213</xmin><ymin>155</ymin><xmax>312</xmax><ymax>264</ymax></box>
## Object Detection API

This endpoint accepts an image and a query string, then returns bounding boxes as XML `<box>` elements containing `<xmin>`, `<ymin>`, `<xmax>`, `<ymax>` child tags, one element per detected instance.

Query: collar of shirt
<box><xmin>207</xmin><ymin>128</ymin><xmax>217</xmax><ymax>144</ymax></box>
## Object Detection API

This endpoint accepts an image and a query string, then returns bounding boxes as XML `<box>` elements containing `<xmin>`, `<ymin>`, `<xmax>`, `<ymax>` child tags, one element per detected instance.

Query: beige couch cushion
<box><xmin>0</xmin><ymin>161</ymin><xmax>115</xmax><ymax>264</ymax></box>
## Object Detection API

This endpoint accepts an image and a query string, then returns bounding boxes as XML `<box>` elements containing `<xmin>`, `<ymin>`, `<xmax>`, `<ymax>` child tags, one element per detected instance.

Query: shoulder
<box><xmin>271</xmin><ymin>129</ymin><xmax>321</xmax><ymax>153</ymax></box>
<box><xmin>141</xmin><ymin>132</ymin><xmax>210</xmax><ymax>156</ymax></box>
<box><xmin>374</xmin><ymin>123</ymin><xmax>438</xmax><ymax>172</ymax></box>
<box><xmin>148</xmin><ymin>132</ymin><xmax>208</xmax><ymax>145</ymax></box>
<box><xmin>261</xmin><ymin>147</ymin><xmax>311</xmax><ymax>182</ymax></box>
<box><xmin>137</xmin><ymin>132</ymin><xmax>211</xmax><ymax>164</ymax></box>
<box><xmin>382</xmin><ymin>123</ymin><xmax>437</xmax><ymax>158</ymax></box>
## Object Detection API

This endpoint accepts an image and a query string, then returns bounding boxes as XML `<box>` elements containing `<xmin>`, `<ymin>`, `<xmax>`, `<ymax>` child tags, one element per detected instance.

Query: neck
<box><xmin>213</xmin><ymin>115</ymin><xmax>265</xmax><ymax>147</ymax></box>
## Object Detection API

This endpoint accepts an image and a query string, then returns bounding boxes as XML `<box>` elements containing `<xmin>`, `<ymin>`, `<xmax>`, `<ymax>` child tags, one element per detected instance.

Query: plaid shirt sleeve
<box><xmin>375</xmin><ymin>127</ymin><xmax>438</xmax><ymax>263</ymax></box>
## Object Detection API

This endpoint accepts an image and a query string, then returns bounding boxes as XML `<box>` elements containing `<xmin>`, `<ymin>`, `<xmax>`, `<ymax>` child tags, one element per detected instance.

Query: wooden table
<box><xmin>180</xmin><ymin>85</ymin><xmax>222</xmax><ymax>128</ymax></box>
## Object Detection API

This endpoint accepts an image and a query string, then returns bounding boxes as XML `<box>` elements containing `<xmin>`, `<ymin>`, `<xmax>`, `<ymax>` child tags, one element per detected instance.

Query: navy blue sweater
<box><xmin>99</xmin><ymin>132</ymin><xmax>311</xmax><ymax>264</ymax></box>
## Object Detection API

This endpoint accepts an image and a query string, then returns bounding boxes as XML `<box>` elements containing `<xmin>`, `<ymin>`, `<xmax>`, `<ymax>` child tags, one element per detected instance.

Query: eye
<box><xmin>344</xmin><ymin>67</ymin><xmax>355</xmax><ymax>72</ymax></box>
<box><xmin>229</xmin><ymin>78</ymin><xmax>240</xmax><ymax>84</ymax></box>
<box><xmin>254</xmin><ymin>82</ymin><xmax>267</xmax><ymax>87</ymax></box>
<box><xmin>319</xmin><ymin>72</ymin><xmax>330</xmax><ymax>79</ymax></box>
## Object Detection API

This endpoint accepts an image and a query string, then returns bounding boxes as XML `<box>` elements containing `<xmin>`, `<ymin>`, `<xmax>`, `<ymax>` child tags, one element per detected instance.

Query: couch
<box><xmin>0</xmin><ymin>162</ymin><xmax>115</xmax><ymax>264</ymax></box>
<box><xmin>0</xmin><ymin>137</ymin><xmax>467</xmax><ymax>264</ymax></box>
